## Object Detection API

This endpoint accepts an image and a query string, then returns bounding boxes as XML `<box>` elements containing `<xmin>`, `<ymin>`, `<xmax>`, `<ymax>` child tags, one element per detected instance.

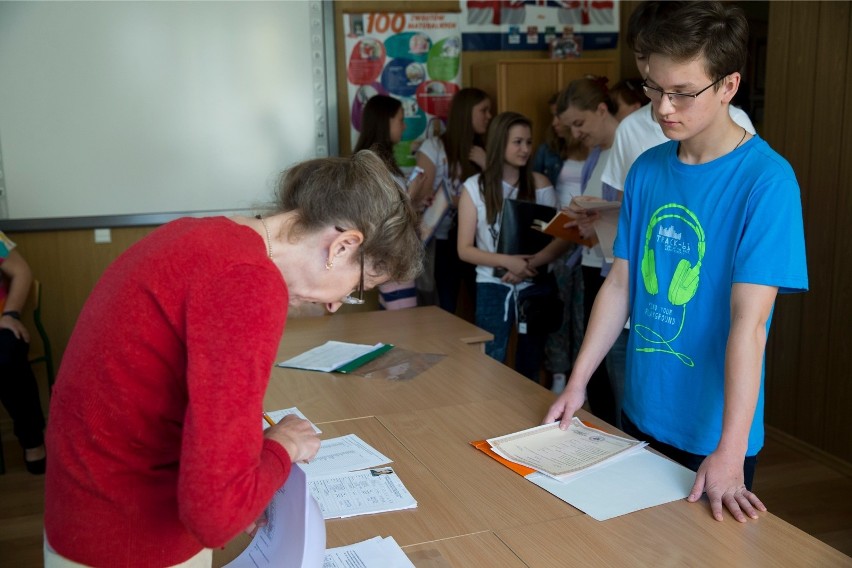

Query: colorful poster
<box><xmin>461</xmin><ymin>0</ymin><xmax>619</xmax><ymax>52</ymax></box>
<box><xmin>345</xmin><ymin>12</ymin><xmax>461</xmax><ymax>168</ymax></box>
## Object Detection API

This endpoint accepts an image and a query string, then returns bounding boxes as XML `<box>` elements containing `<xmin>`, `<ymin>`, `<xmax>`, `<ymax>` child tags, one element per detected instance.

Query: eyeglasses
<box><xmin>335</xmin><ymin>226</ymin><xmax>365</xmax><ymax>305</ymax></box>
<box><xmin>641</xmin><ymin>76</ymin><xmax>725</xmax><ymax>108</ymax></box>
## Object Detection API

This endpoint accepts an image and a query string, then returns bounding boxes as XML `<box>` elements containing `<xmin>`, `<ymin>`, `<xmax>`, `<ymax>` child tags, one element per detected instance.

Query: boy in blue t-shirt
<box><xmin>544</xmin><ymin>2</ymin><xmax>808</xmax><ymax>524</ymax></box>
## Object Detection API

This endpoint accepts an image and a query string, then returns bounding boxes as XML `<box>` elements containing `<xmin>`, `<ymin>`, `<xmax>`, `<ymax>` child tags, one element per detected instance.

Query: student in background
<box><xmin>45</xmin><ymin>152</ymin><xmax>424</xmax><ymax>567</ymax></box>
<box><xmin>354</xmin><ymin>94</ymin><xmax>427</xmax><ymax>309</ymax></box>
<box><xmin>0</xmin><ymin>232</ymin><xmax>46</xmax><ymax>475</ymax></box>
<box><xmin>533</xmin><ymin>93</ymin><xmax>589</xmax><ymax>394</ymax></box>
<box><xmin>546</xmin><ymin>1</ymin><xmax>807</xmax><ymax>523</ymax></box>
<box><xmin>457</xmin><ymin>112</ymin><xmax>566</xmax><ymax>381</ymax></box>
<box><xmin>416</xmin><ymin>88</ymin><xmax>492</xmax><ymax>314</ymax></box>
<box><xmin>609</xmin><ymin>78</ymin><xmax>650</xmax><ymax>122</ymax></box>
<box><xmin>555</xmin><ymin>77</ymin><xmax>620</xmax><ymax>425</ymax></box>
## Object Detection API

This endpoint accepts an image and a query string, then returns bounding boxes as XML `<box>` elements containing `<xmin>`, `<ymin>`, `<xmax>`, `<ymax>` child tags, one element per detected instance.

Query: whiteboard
<box><xmin>0</xmin><ymin>0</ymin><xmax>335</xmax><ymax>221</ymax></box>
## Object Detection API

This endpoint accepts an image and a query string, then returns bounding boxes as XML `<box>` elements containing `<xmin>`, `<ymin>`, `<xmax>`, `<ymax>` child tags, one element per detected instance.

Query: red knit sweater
<box><xmin>45</xmin><ymin>217</ymin><xmax>292</xmax><ymax>567</ymax></box>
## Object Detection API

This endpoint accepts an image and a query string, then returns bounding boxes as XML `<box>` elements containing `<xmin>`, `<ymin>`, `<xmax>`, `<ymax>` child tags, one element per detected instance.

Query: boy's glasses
<box><xmin>641</xmin><ymin>76</ymin><xmax>725</xmax><ymax>108</ymax></box>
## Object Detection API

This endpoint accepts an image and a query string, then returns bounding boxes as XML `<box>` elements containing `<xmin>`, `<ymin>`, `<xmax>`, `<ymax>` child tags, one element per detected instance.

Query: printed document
<box><xmin>487</xmin><ymin>418</ymin><xmax>646</xmax><ymax>480</ymax></box>
<box><xmin>323</xmin><ymin>536</ymin><xmax>414</xmax><ymax>568</ymax></box>
<box><xmin>263</xmin><ymin>407</ymin><xmax>322</xmax><ymax>434</ymax></box>
<box><xmin>224</xmin><ymin>466</ymin><xmax>325</xmax><ymax>568</ymax></box>
<box><xmin>308</xmin><ymin>467</ymin><xmax>417</xmax><ymax>519</ymax></box>
<box><xmin>277</xmin><ymin>341</ymin><xmax>390</xmax><ymax>373</ymax></box>
<box><xmin>298</xmin><ymin>434</ymin><xmax>392</xmax><ymax>478</ymax></box>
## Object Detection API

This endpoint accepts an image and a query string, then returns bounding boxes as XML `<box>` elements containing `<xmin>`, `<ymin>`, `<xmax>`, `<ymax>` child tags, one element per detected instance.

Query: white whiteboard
<box><xmin>0</xmin><ymin>0</ymin><xmax>334</xmax><ymax>220</ymax></box>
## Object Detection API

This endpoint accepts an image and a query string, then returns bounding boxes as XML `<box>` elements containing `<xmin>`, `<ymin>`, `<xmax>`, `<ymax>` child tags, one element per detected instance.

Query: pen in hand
<box><xmin>263</xmin><ymin>412</ymin><xmax>276</xmax><ymax>427</ymax></box>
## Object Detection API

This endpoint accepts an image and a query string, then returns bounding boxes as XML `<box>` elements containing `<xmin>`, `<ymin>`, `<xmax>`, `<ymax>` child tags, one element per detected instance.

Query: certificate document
<box><xmin>487</xmin><ymin>418</ymin><xmax>646</xmax><ymax>480</ymax></box>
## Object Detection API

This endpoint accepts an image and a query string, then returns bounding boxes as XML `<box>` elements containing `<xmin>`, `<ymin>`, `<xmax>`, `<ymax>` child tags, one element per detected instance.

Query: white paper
<box><xmin>277</xmin><ymin>341</ymin><xmax>386</xmax><ymax>372</ymax></box>
<box><xmin>298</xmin><ymin>434</ymin><xmax>392</xmax><ymax>478</ymax></box>
<box><xmin>525</xmin><ymin>449</ymin><xmax>694</xmax><ymax>521</ymax></box>
<box><xmin>224</xmin><ymin>466</ymin><xmax>326</xmax><ymax>568</ymax></box>
<box><xmin>488</xmin><ymin>418</ymin><xmax>647</xmax><ymax>480</ymax></box>
<box><xmin>323</xmin><ymin>536</ymin><xmax>414</xmax><ymax>568</ymax></box>
<box><xmin>263</xmin><ymin>407</ymin><xmax>322</xmax><ymax>434</ymax></box>
<box><xmin>308</xmin><ymin>467</ymin><xmax>417</xmax><ymax>519</ymax></box>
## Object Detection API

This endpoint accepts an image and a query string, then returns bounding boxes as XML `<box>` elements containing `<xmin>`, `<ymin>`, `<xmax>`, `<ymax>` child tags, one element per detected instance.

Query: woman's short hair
<box><xmin>556</xmin><ymin>76</ymin><xmax>616</xmax><ymax>116</ymax></box>
<box><xmin>274</xmin><ymin>150</ymin><xmax>423</xmax><ymax>282</ymax></box>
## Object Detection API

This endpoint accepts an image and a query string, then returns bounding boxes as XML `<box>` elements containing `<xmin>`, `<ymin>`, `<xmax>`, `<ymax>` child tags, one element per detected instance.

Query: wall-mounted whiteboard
<box><xmin>0</xmin><ymin>1</ymin><xmax>335</xmax><ymax>221</ymax></box>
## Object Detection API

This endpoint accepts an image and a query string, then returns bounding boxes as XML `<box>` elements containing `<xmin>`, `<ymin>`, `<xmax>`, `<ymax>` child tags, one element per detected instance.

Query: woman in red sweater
<box><xmin>44</xmin><ymin>151</ymin><xmax>423</xmax><ymax>567</ymax></box>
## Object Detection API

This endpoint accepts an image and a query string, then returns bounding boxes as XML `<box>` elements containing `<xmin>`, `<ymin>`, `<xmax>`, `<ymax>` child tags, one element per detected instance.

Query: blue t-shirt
<box><xmin>613</xmin><ymin>135</ymin><xmax>808</xmax><ymax>456</ymax></box>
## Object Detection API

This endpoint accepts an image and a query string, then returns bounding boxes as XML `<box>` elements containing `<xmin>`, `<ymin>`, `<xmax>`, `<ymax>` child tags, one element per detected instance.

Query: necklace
<box><xmin>733</xmin><ymin>127</ymin><xmax>747</xmax><ymax>152</ymax></box>
<box><xmin>256</xmin><ymin>215</ymin><xmax>272</xmax><ymax>259</ymax></box>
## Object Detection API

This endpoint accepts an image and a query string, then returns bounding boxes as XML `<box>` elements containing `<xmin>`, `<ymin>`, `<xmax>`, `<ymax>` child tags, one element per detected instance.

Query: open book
<box><xmin>532</xmin><ymin>210</ymin><xmax>596</xmax><ymax>247</ymax></box>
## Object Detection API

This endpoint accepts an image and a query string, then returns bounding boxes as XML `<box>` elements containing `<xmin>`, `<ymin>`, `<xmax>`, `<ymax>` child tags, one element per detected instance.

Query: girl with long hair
<box><xmin>415</xmin><ymin>88</ymin><xmax>492</xmax><ymax>313</ymax></box>
<box><xmin>457</xmin><ymin>112</ymin><xmax>567</xmax><ymax>381</ymax></box>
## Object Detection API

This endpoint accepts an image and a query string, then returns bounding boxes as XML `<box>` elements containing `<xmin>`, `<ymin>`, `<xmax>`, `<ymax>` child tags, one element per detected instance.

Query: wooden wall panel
<box><xmin>824</xmin><ymin>7</ymin><xmax>852</xmax><ymax>461</ymax></box>
<box><xmin>763</xmin><ymin>2</ymin><xmax>852</xmax><ymax>465</ymax></box>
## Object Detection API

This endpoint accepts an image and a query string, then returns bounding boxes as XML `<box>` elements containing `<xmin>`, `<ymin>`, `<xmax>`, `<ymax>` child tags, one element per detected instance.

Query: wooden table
<box><xmin>219</xmin><ymin>308</ymin><xmax>850</xmax><ymax>567</ymax></box>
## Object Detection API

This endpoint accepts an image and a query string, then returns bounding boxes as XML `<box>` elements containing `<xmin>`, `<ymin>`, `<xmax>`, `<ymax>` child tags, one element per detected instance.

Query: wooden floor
<box><xmin>0</xmin><ymin>429</ymin><xmax>850</xmax><ymax>567</ymax></box>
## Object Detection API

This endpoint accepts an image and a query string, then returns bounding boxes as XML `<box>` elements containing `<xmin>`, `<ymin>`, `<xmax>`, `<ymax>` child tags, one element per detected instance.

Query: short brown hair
<box><xmin>273</xmin><ymin>151</ymin><xmax>423</xmax><ymax>282</ymax></box>
<box><xmin>637</xmin><ymin>1</ymin><xmax>749</xmax><ymax>81</ymax></box>
<box><xmin>556</xmin><ymin>76</ymin><xmax>615</xmax><ymax>116</ymax></box>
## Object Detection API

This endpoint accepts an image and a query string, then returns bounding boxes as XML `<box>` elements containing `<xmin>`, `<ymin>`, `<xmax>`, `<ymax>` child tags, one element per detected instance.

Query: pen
<box><xmin>262</xmin><ymin>412</ymin><xmax>276</xmax><ymax>427</ymax></box>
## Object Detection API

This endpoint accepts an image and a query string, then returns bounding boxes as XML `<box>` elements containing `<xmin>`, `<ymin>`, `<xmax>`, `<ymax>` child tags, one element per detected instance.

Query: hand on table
<box><xmin>543</xmin><ymin>383</ymin><xmax>586</xmax><ymax>429</ymax></box>
<box><xmin>688</xmin><ymin>450</ymin><xmax>767</xmax><ymax>522</ymax></box>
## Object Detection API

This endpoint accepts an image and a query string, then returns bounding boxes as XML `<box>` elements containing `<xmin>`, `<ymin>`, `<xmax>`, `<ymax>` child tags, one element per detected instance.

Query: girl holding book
<box><xmin>354</xmin><ymin>94</ymin><xmax>426</xmax><ymax>309</ymax></box>
<box><xmin>415</xmin><ymin>88</ymin><xmax>492</xmax><ymax>313</ymax></box>
<box><xmin>457</xmin><ymin>112</ymin><xmax>568</xmax><ymax>381</ymax></box>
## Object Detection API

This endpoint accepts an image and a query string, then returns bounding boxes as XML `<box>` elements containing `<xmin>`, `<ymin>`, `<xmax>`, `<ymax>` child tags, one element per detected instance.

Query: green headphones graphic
<box><xmin>635</xmin><ymin>203</ymin><xmax>706</xmax><ymax>367</ymax></box>
<box><xmin>641</xmin><ymin>203</ymin><xmax>706</xmax><ymax>306</ymax></box>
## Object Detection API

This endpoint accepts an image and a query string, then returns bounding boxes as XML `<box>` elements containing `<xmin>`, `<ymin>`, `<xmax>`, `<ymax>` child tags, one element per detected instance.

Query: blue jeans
<box><xmin>476</xmin><ymin>281</ymin><xmax>551</xmax><ymax>382</ymax></box>
<box><xmin>621</xmin><ymin>412</ymin><xmax>758</xmax><ymax>490</ymax></box>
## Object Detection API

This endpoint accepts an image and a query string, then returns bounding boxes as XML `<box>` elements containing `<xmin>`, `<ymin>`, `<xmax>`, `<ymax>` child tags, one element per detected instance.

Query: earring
<box><xmin>326</xmin><ymin>259</ymin><xmax>334</xmax><ymax>270</ymax></box>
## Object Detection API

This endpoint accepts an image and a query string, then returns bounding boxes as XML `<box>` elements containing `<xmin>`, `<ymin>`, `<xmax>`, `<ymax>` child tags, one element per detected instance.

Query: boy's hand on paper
<box><xmin>688</xmin><ymin>451</ymin><xmax>766</xmax><ymax>522</ymax></box>
<box><xmin>265</xmin><ymin>414</ymin><xmax>321</xmax><ymax>464</ymax></box>
<box><xmin>543</xmin><ymin>383</ymin><xmax>585</xmax><ymax>429</ymax></box>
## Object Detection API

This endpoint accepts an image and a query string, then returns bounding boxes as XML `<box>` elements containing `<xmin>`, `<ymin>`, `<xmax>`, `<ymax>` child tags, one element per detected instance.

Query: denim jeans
<box><xmin>621</xmin><ymin>412</ymin><xmax>758</xmax><ymax>490</ymax></box>
<box><xmin>476</xmin><ymin>281</ymin><xmax>552</xmax><ymax>382</ymax></box>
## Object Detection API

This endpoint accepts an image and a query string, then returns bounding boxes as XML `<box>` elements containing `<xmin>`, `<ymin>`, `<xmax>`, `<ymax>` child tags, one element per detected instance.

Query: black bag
<box><xmin>493</xmin><ymin>198</ymin><xmax>557</xmax><ymax>282</ymax></box>
<box><xmin>517</xmin><ymin>276</ymin><xmax>563</xmax><ymax>335</ymax></box>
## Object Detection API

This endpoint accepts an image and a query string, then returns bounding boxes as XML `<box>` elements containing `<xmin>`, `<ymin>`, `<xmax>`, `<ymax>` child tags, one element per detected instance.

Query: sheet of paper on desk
<box><xmin>263</xmin><ymin>407</ymin><xmax>322</xmax><ymax>434</ymax></box>
<box><xmin>277</xmin><ymin>341</ymin><xmax>390</xmax><ymax>373</ymax></box>
<box><xmin>224</xmin><ymin>466</ymin><xmax>325</xmax><ymax>568</ymax></box>
<box><xmin>298</xmin><ymin>433</ymin><xmax>392</xmax><ymax>478</ymax></box>
<box><xmin>488</xmin><ymin>418</ymin><xmax>647</xmax><ymax>481</ymax></box>
<box><xmin>324</xmin><ymin>536</ymin><xmax>414</xmax><ymax>568</ymax></box>
<box><xmin>525</xmin><ymin>449</ymin><xmax>694</xmax><ymax>521</ymax></box>
<box><xmin>308</xmin><ymin>467</ymin><xmax>417</xmax><ymax>519</ymax></box>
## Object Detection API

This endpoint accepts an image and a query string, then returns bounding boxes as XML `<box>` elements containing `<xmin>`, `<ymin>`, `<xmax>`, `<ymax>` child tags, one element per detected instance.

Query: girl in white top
<box><xmin>457</xmin><ymin>112</ymin><xmax>566</xmax><ymax>380</ymax></box>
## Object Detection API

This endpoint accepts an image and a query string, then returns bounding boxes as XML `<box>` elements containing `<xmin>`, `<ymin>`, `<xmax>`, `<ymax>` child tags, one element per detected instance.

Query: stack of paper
<box><xmin>278</xmin><ymin>341</ymin><xmax>394</xmax><ymax>373</ymax></box>
<box><xmin>262</xmin><ymin>407</ymin><xmax>322</xmax><ymax>434</ymax></box>
<box><xmin>473</xmin><ymin>418</ymin><xmax>694</xmax><ymax>521</ymax></box>
<box><xmin>324</xmin><ymin>536</ymin><xmax>414</xmax><ymax>568</ymax></box>
<box><xmin>300</xmin><ymin>434</ymin><xmax>418</xmax><ymax>520</ymax></box>
<box><xmin>487</xmin><ymin>418</ymin><xmax>648</xmax><ymax>482</ymax></box>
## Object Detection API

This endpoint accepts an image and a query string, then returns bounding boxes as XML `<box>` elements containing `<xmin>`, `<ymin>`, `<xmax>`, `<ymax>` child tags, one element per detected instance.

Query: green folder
<box><xmin>334</xmin><ymin>343</ymin><xmax>395</xmax><ymax>373</ymax></box>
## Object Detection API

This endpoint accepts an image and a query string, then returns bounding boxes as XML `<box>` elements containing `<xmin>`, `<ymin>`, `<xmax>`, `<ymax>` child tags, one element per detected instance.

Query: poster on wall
<box><xmin>461</xmin><ymin>0</ymin><xmax>619</xmax><ymax>52</ymax></box>
<box><xmin>344</xmin><ymin>12</ymin><xmax>461</xmax><ymax>168</ymax></box>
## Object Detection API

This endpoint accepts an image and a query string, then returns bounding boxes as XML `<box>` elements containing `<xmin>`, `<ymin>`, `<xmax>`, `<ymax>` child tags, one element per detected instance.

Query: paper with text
<box><xmin>277</xmin><ymin>341</ymin><xmax>386</xmax><ymax>373</ymax></box>
<box><xmin>488</xmin><ymin>418</ymin><xmax>646</xmax><ymax>480</ymax></box>
<box><xmin>323</xmin><ymin>536</ymin><xmax>414</xmax><ymax>568</ymax></box>
<box><xmin>308</xmin><ymin>467</ymin><xmax>417</xmax><ymax>519</ymax></box>
<box><xmin>298</xmin><ymin>434</ymin><xmax>392</xmax><ymax>478</ymax></box>
<box><xmin>224</xmin><ymin>466</ymin><xmax>325</xmax><ymax>568</ymax></box>
<box><xmin>263</xmin><ymin>407</ymin><xmax>322</xmax><ymax>434</ymax></box>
